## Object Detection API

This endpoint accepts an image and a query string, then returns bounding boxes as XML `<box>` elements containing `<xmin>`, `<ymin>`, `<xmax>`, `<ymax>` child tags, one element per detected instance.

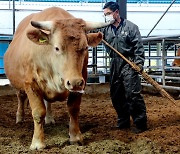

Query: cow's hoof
<box><xmin>45</xmin><ymin>116</ymin><xmax>55</xmax><ymax>125</ymax></box>
<box><xmin>30</xmin><ymin>142</ymin><xmax>46</xmax><ymax>150</ymax></box>
<box><xmin>70</xmin><ymin>140</ymin><xmax>84</xmax><ymax>146</ymax></box>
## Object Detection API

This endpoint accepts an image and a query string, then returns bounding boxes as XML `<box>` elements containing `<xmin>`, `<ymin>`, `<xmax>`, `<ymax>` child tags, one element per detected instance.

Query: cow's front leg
<box><xmin>25</xmin><ymin>82</ymin><xmax>46</xmax><ymax>150</ymax></box>
<box><xmin>67</xmin><ymin>93</ymin><xmax>83</xmax><ymax>145</ymax></box>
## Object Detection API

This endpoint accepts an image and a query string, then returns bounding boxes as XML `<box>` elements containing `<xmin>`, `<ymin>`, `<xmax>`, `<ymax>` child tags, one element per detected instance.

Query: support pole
<box><xmin>13</xmin><ymin>0</ymin><xmax>15</xmax><ymax>34</ymax></box>
<box><xmin>116</xmin><ymin>0</ymin><xmax>127</xmax><ymax>19</ymax></box>
<box><xmin>147</xmin><ymin>0</ymin><xmax>176</xmax><ymax>37</ymax></box>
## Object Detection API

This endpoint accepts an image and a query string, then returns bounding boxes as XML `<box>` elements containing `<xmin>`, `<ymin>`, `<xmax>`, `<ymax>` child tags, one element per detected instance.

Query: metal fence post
<box><xmin>161</xmin><ymin>39</ymin><xmax>166</xmax><ymax>86</ymax></box>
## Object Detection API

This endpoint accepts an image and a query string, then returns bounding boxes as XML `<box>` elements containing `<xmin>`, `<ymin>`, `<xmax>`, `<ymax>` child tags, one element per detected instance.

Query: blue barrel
<box><xmin>0</xmin><ymin>35</ymin><xmax>13</xmax><ymax>74</ymax></box>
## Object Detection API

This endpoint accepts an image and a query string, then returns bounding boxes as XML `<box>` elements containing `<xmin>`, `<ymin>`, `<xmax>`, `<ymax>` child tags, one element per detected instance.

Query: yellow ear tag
<box><xmin>39</xmin><ymin>38</ymin><xmax>47</xmax><ymax>43</ymax></box>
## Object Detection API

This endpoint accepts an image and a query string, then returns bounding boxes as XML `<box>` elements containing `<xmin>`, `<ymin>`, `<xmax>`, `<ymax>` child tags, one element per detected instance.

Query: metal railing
<box><xmin>0</xmin><ymin>35</ymin><xmax>13</xmax><ymax>76</ymax></box>
<box><xmin>87</xmin><ymin>35</ymin><xmax>180</xmax><ymax>90</ymax></box>
<box><xmin>142</xmin><ymin>35</ymin><xmax>180</xmax><ymax>91</ymax></box>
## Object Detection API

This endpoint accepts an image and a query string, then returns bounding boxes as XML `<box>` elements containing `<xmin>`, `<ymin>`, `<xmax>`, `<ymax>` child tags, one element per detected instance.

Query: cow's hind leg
<box><xmin>44</xmin><ymin>100</ymin><xmax>55</xmax><ymax>124</ymax></box>
<box><xmin>67</xmin><ymin>93</ymin><xmax>83</xmax><ymax>145</ymax></box>
<box><xmin>25</xmin><ymin>82</ymin><xmax>46</xmax><ymax>150</ymax></box>
<box><xmin>16</xmin><ymin>90</ymin><xmax>28</xmax><ymax>123</ymax></box>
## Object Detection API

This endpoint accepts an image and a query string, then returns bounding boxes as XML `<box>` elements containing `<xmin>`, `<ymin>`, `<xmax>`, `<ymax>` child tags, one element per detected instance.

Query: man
<box><xmin>96</xmin><ymin>1</ymin><xmax>147</xmax><ymax>133</ymax></box>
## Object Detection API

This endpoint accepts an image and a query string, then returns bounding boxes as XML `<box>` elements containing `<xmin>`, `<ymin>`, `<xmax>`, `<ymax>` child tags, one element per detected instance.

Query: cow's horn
<box><xmin>31</xmin><ymin>21</ymin><xmax>53</xmax><ymax>31</ymax></box>
<box><xmin>85</xmin><ymin>19</ymin><xmax>115</xmax><ymax>31</ymax></box>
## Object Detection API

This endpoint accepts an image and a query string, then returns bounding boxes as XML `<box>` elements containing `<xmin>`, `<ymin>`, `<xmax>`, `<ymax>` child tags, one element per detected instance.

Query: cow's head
<box><xmin>26</xmin><ymin>19</ymin><xmax>111</xmax><ymax>93</ymax></box>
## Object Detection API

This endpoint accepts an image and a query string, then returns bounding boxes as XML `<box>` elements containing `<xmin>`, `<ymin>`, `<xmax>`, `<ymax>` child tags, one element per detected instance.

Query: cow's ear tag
<box><xmin>39</xmin><ymin>38</ymin><xmax>47</xmax><ymax>43</ymax></box>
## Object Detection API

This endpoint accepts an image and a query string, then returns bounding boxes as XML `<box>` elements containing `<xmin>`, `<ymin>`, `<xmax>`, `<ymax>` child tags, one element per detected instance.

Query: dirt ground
<box><xmin>0</xmin><ymin>84</ymin><xmax>179</xmax><ymax>154</ymax></box>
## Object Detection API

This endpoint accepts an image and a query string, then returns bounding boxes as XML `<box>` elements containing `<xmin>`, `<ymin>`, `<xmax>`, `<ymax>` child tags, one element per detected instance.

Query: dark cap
<box><xmin>103</xmin><ymin>1</ymin><xmax>120</xmax><ymax>12</ymax></box>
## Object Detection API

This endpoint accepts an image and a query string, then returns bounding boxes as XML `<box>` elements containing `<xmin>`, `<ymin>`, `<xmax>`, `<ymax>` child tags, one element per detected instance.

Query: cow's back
<box><xmin>4</xmin><ymin>7</ymin><xmax>74</xmax><ymax>89</ymax></box>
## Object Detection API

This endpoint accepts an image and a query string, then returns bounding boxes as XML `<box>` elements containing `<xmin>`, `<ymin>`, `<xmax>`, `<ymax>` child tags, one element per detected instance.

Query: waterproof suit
<box><xmin>98</xmin><ymin>18</ymin><xmax>147</xmax><ymax>128</ymax></box>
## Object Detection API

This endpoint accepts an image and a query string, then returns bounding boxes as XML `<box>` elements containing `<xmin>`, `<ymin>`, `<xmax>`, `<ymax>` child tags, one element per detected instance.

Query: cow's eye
<box><xmin>55</xmin><ymin>47</ymin><xmax>59</xmax><ymax>52</ymax></box>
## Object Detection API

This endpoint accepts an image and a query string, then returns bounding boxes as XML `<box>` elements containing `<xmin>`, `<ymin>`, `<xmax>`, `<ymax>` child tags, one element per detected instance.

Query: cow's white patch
<box><xmin>47</xmin><ymin>52</ymin><xmax>66</xmax><ymax>92</ymax></box>
<box><xmin>34</xmin><ymin>42</ymin><xmax>67</xmax><ymax>93</ymax></box>
<box><xmin>46</xmin><ymin>73</ymin><xmax>65</xmax><ymax>93</ymax></box>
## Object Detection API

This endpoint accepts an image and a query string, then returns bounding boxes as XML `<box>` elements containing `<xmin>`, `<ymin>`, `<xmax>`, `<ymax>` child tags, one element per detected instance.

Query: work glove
<box><xmin>137</xmin><ymin>64</ymin><xmax>143</xmax><ymax>73</ymax></box>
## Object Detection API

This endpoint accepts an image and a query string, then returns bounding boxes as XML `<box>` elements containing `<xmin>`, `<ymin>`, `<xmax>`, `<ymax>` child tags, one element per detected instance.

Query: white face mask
<box><xmin>105</xmin><ymin>15</ymin><xmax>115</xmax><ymax>23</ymax></box>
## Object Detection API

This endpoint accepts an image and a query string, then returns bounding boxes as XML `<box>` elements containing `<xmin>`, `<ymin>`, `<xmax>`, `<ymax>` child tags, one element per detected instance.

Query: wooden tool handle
<box><xmin>102</xmin><ymin>39</ymin><xmax>177</xmax><ymax>106</ymax></box>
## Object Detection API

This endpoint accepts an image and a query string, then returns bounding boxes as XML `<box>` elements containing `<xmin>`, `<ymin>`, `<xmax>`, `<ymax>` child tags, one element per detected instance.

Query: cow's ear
<box><xmin>87</xmin><ymin>32</ymin><xmax>103</xmax><ymax>47</ymax></box>
<box><xmin>27</xmin><ymin>29</ymin><xmax>49</xmax><ymax>45</ymax></box>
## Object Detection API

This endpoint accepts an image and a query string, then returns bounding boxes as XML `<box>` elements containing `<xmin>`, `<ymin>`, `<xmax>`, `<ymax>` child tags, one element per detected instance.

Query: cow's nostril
<box><xmin>67</xmin><ymin>79</ymin><xmax>84</xmax><ymax>89</ymax></box>
<box><xmin>67</xmin><ymin>81</ymin><xmax>71</xmax><ymax>86</ymax></box>
<box><xmin>78</xmin><ymin>80</ymin><xmax>84</xmax><ymax>87</ymax></box>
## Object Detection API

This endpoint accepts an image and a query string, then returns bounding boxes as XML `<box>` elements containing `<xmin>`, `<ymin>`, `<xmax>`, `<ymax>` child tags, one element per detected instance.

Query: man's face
<box><xmin>104</xmin><ymin>8</ymin><xmax>119</xmax><ymax>21</ymax></box>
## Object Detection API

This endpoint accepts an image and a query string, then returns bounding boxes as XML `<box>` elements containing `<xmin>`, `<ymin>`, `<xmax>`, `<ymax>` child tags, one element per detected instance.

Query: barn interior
<box><xmin>0</xmin><ymin>0</ymin><xmax>179</xmax><ymax>153</ymax></box>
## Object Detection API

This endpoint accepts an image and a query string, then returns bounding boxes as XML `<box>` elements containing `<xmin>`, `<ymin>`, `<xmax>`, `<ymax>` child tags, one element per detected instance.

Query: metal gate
<box><xmin>87</xmin><ymin>35</ymin><xmax>180</xmax><ymax>91</ymax></box>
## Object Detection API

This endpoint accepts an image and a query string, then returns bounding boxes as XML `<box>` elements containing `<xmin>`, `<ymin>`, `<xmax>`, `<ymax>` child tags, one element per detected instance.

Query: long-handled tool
<box><xmin>102</xmin><ymin>39</ymin><xmax>177</xmax><ymax>106</ymax></box>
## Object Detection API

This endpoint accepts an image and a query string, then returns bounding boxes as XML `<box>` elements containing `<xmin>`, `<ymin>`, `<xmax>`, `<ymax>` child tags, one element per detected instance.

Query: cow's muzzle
<box><xmin>65</xmin><ymin>78</ymin><xmax>85</xmax><ymax>93</ymax></box>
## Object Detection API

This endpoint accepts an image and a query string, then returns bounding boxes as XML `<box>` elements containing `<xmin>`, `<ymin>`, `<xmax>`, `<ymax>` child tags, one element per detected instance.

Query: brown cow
<box><xmin>172</xmin><ymin>47</ymin><xmax>180</xmax><ymax>67</ymax></box>
<box><xmin>4</xmin><ymin>7</ymin><xmax>113</xmax><ymax>150</ymax></box>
